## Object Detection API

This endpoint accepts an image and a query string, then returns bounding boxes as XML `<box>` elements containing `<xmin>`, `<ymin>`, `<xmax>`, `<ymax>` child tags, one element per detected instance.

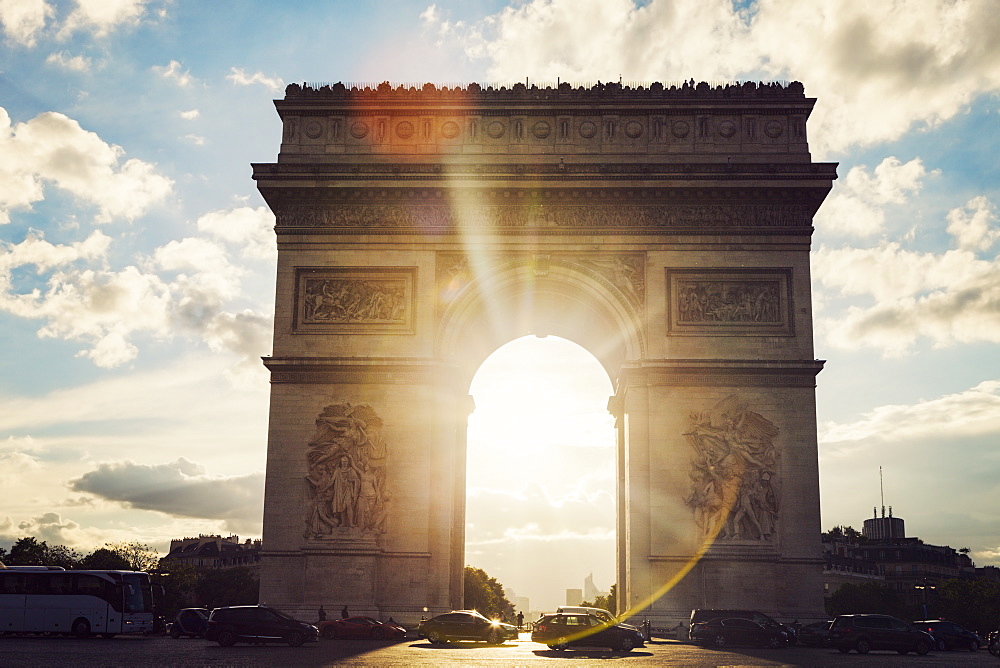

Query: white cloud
<box><xmin>152</xmin><ymin>59</ymin><xmax>194</xmax><ymax>87</ymax></box>
<box><xmin>196</xmin><ymin>205</ymin><xmax>276</xmax><ymax>261</ymax></box>
<box><xmin>0</xmin><ymin>107</ymin><xmax>173</xmax><ymax>224</ymax></box>
<box><xmin>226</xmin><ymin>67</ymin><xmax>283</xmax><ymax>93</ymax></box>
<box><xmin>0</xmin><ymin>0</ymin><xmax>52</xmax><ymax>47</ymax></box>
<box><xmin>0</xmin><ymin>228</ymin><xmax>271</xmax><ymax>368</ymax></box>
<box><xmin>820</xmin><ymin>380</ymin><xmax>1000</xmax><ymax>445</ymax></box>
<box><xmin>815</xmin><ymin>157</ymin><xmax>935</xmax><ymax>237</ymax></box>
<box><xmin>69</xmin><ymin>458</ymin><xmax>264</xmax><ymax>527</ymax></box>
<box><xmin>947</xmin><ymin>196</ymin><xmax>999</xmax><ymax>252</ymax></box>
<box><xmin>45</xmin><ymin>50</ymin><xmax>90</xmax><ymax>71</ymax></box>
<box><xmin>429</xmin><ymin>0</ymin><xmax>1000</xmax><ymax>156</ymax></box>
<box><xmin>183</xmin><ymin>133</ymin><xmax>205</xmax><ymax>145</ymax></box>
<box><xmin>813</xmin><ymin>235</ymin><xmax>1000</xmax><ymax>355</ymax></box>
<box><xmin>179</xmin><ymin>109</ymin><xmax>199</xmax><ymax>120</ymax></box>
<box><xmin>58</xmin><ymin>0</ymin><xmax>149</xmax><ymax>39</ymax></box>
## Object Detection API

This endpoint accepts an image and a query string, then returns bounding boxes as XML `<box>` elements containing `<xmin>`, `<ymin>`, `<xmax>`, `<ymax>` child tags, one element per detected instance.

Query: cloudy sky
<box><xmin>1</xmin><ymin>0</ymin><xmax>999</xmax><ymax>613</ymax></box>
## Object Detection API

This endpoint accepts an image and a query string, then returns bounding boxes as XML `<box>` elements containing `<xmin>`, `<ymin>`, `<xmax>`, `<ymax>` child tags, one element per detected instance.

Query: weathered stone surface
<box><xmin>255</xmin><ymin>81</ymin><xmax>835</xmax><ymax>625</ymax></box>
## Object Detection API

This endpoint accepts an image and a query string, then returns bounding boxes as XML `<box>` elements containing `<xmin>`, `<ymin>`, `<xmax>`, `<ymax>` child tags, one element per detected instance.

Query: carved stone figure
<box><xmin>677</xmin><ymin>280</ymin><xmax>780</xmax><ymax>323</ymax></box>
<box><xmin>304</xmin><ymin>402</ymin><xmax>388</xmax><ymax>539</ymax></box>
<box><xmin>684</xmin><ymin>395</ymin><xmax>780</xmax><ymax>541</ymax></box>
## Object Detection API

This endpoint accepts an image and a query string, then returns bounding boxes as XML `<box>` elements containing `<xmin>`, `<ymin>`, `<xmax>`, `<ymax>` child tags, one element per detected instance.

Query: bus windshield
<box><xmin>121</xmin><ymin>573</ymin><xmax>153</xmax><ymax>613</ymax></box>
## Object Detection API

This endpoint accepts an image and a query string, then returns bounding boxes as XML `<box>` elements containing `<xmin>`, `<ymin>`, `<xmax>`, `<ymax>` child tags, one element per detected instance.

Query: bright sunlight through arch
<box><xmin>465</xmin><ymin>335</ymin><xmax>616</xmax><ymax>614</ymax></box>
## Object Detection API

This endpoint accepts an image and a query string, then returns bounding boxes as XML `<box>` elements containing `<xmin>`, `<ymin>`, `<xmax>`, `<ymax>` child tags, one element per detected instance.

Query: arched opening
<box><xmin>465</xmin><ymin>335</ymin><xmax>616</xmax><ymax>616</ymax></box>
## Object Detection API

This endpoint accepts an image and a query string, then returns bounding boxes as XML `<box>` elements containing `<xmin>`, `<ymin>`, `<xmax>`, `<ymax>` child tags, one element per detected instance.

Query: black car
<box><xmin>689</xmin><ymin>609</ymin><xmax>797</xmax><ymax>645</ymax></box>
<box><xmin>531</xmin><ymin>612</ymin><xmax>644</xmax><ymax>652</ymax></box>
<box><xmin>417</xmin><ymin>610</ymin><xmax>516</xmax><ymax>644</ymax></box>
<box><xmin>796</xmin><ymin>620</ymin><xmax>832</xmax><ymax>647</ymax></box>
<box><xmin>988</xmin><ymin>629</ymin><xmax>999</xmax><ymax>656</ymax></box>
<box><xmin>168</xmin><ymin>607</ymin><xmax>208</xmax><ymax>638</ymax></box>
<box><xmin>204</xmin><ymin>605</ymin><xmax>319</xmax><ymax>647</ymax></box>
<box><xmin>690</xmin><ymin>617</ymin><xmax>787</xmax><ymax>648</ymax></box>
<box><xmin>828</xmin><ymin>614</ymin><xmax>932</xmax><ymax>655</ymax></box>
<box><xmin>913</xmin><ymin>619</ymin><xmax>980</xmax><ymax>651</ymax></box>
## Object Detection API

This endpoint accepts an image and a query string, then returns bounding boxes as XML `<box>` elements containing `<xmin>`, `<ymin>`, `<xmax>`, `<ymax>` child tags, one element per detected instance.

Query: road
<box><xmin>2</xmin><ymin>633</ymin><xmax>997</xmax><ymax>667</ymax></box>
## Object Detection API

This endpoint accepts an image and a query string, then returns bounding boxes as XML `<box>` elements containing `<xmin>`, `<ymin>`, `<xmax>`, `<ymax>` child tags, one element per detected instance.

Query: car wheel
<box><xmin>617</xmin><ymin>635</ymin><xmax>635</xmax><ymax>652</ymax></box>
<box><xmin>712</xmin><ymin>634</ymin><xmax>727</xmax><ymax>648</ymax></box>
<box><xmin>766</xmin><ymin>634</ymin><xmax>783</xmax><ymax>649</ymax></box>
<box><xmin>855</xmin><ymin>638</ymin><xmax>871</xmax><ymax>654</ymax></box>
<box><xmin>72</xmin><ymin>618</ymin><xmax>91</xmax><ymax>639</ymax></box>
<box><xmin>553</xmin><ymin>637</ymin><xmax>569</xmax><ymax>650</ymax></box>
<box><xmin>915</xmin><ymin>640</ymin><xmax>930</xmax><ymax>656</ymax></box>
<box><xmin>427</xmin><ymin>630</ymin><xmax>443</xmax><ymax>644</ymax></box>
<box><xmin>969</xmin><ymin>639</ymin><xmax>979</xmax><ymax>651</ymax></box>
<box><xmin>170</xmin><ymin>626</ymin><xmax>182</xmax><ymax>639</ymax></box>
<box><xmin>217</xmin><ymin>630</ymin><xmax>237</xmax><ymax>647</ymax></box>
<box><xmin>322</xmin><ymin>626</ymin><xmax>337</xmax><ymax>639</ymax></box>
<box><xmin>288</xmin><ymin>632</ymin><xmax>305</xmax><ymax>647</ymax></box>
<box><xmin>487</xmin><ymin>628</ymin><xmax>503</xmax><ymax>645</ymax></box>
<box><xmin>936</xmin><ymin>638</ymin><xmax>947</xmax><ymax>651</ymax></box>
<box><xmin>372</xmin><ymin>627</ymin><xmax>385</xmax><ymax>640</ymax></box>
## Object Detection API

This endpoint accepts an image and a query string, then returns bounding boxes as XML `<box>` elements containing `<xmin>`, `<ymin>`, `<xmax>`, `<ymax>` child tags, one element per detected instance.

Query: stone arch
<box><xmin>437</xmin><ymin>257</ymin><xmax>644</xmax><ymax>384</ymax></box>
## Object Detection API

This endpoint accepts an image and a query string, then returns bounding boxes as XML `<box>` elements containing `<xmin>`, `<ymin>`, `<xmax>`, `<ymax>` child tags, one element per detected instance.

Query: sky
<box><xmin>1</xmin><ymin>0</ymin><xmax>999</xmax><ymax>614</ymax></box>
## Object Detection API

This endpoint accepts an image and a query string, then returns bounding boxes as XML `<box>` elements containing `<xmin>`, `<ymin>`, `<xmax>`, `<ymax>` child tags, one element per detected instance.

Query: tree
<box><xmin>4</xmin><ymin>537</ymin><xmax>80</xmax><ymax>568</ymax></box>
<box><xmin>195</xmin><ymin>566</ymin><xmax>259</xmax><ymax>610</ymax></box>
<box><xmin>933</xmin><ymin>578</ymin><xmax>1000</xmax><ymax>634</ymax></box>
<box><xmin>463</xmin><ymin>566</ymin><xmax>514</xmax><ymax>621</ymax></box>
<box><xmin>581</xmin><ymin>584</ymin><xmax>618</xmax><ymax>616</ymax></box>
<box><xmin>154</xmin><ymin>561</ymin><xmax>200</xmax><ymax>617</ymax></box>
<box><xmin>104</xmin><ymin>541</ymin><xmax>160</xmax><ymax>572</ymax></box>
<box><xmin>822</xmin><ymin>525</ymin><xmax>866</xmax><ymax>543</ymax></box>
<box><xmin>825</xmin><ymin>582</ymin><xmax>908</xmax><ymax>618</ymax></box>
<box><xmin>80</xmin><ymin>547</ymin><xmax>132</xmax><ymax>571</ymax></box>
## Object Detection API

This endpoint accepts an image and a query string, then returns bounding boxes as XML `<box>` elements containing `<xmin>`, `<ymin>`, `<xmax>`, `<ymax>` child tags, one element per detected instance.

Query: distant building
<box><xmin>565</xmin><ymin>588</ymin><xmax>582</xmax><ymax>607</ymax></box>
<box><xmin>583</xmin><ymin>573</ymin><xmax>608</xmax><ymax>602</ymax></box>
<box><xmin>823</xmin><ymin>508</ymin><xmax>977</xmax><ymax>607</ymax></box>
<box><xmin>162</xmin><ymin>535</ymin><xmax>261</xmax><ymax>571</ymax></box>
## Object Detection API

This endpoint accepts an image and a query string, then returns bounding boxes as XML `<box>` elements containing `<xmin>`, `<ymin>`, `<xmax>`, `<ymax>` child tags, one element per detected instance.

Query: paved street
<box><xmin>3</xmin><ymin>633</ymin><xmax>999</xmax><ymax>667</ymax></box>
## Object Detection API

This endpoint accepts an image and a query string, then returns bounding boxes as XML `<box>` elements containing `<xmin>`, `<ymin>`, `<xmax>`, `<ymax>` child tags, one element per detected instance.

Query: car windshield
<box><xmin>268</xmin><ymin>607</ymin><xmax>296</xmax><ymax>622</ymax></box>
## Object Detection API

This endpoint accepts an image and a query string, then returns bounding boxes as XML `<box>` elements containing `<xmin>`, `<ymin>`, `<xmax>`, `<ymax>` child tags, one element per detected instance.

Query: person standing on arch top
<box><xmin>341</xmin><ymin>605</ymin><xmax>349</xmax><ymax>619</ymax></box>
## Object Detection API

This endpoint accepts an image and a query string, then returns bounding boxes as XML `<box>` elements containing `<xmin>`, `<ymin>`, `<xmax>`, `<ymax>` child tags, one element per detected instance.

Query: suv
<box><xmin>828</xmin><ymin>614</ymin><xmax>932</xmax><ymax>655</ymax></box>
<box><xmin>689</xmin><ymin>609</ymin><xmax>796</xmax><ymax>645</ymax></box>
<box><xmin>913</xmin><ymin>619</ymin><xmax>980</xmax><ymax>651</ymax></box>
<box><xmin>205</xmin><ymin>605</ymin><xmax>319</xmax><ymax>647</ymax></box>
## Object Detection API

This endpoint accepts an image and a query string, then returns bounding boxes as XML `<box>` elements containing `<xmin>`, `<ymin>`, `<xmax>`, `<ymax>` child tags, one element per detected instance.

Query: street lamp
<box><xmin>914</xmin><ymin>578</ymin><xmax>936</xmax><ymax>618</ymax></box>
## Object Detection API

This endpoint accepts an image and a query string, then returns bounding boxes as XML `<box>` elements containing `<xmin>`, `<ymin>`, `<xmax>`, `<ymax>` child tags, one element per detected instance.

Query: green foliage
<box><xmin>4</xmin><ymin>537</ymin><xmax>81</xmax><ymax>567</ymax></box>
<box><xmin>822</xmin><ymin>525</ymin><xmax>866</xmax><ymax>543</ymax></box>
<box><xmin>463</xmin><ymin>566</ymin><xmax>515</xmax><ymax>621</ymax></box>
<box><xmin>195</xmin><ymin>566</ymin><xmax>260</xmax><ymax>610</ymax></box>
<box><xmin>102</xmin><ymin>541</ymin><xmax>160</xmax><ymax>572</ymax></box>
<box><xmin>581</xmin><ymin>584</ymin><xmax>618</xmax><ymax>616</ymax></box>
<box><xmin>154</xmin><ymin>561</ymin><xmax>201</xmax><ymax>617</ymax></box>
<box><xmin>932</xmin><ymin>578</ymin><xmax>1000</xmax><ymax>634</ymax></box>
<box><xmin>80</xmin><ymin>547</ymin><xmax>132</xmax><ymax>571</ymax></box>
<box><xmin>825</xmin><ymin>582</ymin><xmax>908</xmax><ymax>618</ymax></box>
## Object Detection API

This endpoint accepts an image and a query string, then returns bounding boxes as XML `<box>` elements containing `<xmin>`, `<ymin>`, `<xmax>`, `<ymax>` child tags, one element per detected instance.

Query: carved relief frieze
<box><xmin>304</xmin><ymin>401</ymin><xmax>388</xmax><ymax>541</ymax></box>
<box><xmin>294</xmin><ymin>267</ymin><xmax>415</xmax><ymax>334</ymax></box>
<box><xmin>684</xmin><ymin>395</ymin><xmax>780</xmax><ymax>542</ymax></box>
<box><xmin>276</xmin><ymin>204</ymin><xmax>812</xmax><ymax>231</ymax></box>
<box><xmin>666</xmin><ymin>268</ymin><xmax>793</xmax><ymax>336</ymax></box>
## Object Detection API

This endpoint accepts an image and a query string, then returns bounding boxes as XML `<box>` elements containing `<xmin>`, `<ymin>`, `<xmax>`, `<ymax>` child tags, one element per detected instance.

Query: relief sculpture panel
<box><xmin>666</xmin><ymin>268</ymin><xmax>792</xmax><ymax>336</ymax></box>
<box><xmin>684</xmin><ymin>395</ymin><xmax>780</xmax><ymax>542</ymax></box>
<box><xmin>294</xmin><ymin>268</ymin><xmax>415</xmax><ymax>333</ymax></box>
<box><xmin>304</xmin><ymin>401</ymin><xmax>388</xmax><ymax>540</ymax></box>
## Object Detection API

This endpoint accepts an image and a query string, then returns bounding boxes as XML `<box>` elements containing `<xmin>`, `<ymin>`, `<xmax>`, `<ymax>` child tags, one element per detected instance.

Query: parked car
<box><xmin>913</xmin><ymin>619</ymin><xmax>980</xmax><ymax>651</ymax></box>
<box><xmin>531</xmin><ymin>612</ymin><xmax>644</xmax><ymax>652</ymax></box>
<box><xmin>555</xmin><ymin>606</ymin><xmax>640</xmax><ymax>631</ymax></box>
<box><xmin>319</xmin><ymin>615</ymin><xmax>406</xmax><ymax>640</ymax></box>
<box><xmin>205</xmin><ymin>605</ymin><xmax>319</xmax><ymax>647</ymax></box>
<box><xmin>988</xmin><ymin>629</ymin><xmax>999</xmax><ymax>656</ymax></box>
<box><xmin>690</xmin><ymin>617</ymin><xmax>787</xmax><ymax>648</ymax></box>
<box><xmin>417</xmin><ymin>610</ymin><xmax>516</xmax><ymax>644</ymax></box>
<box><xmin>828</xmin><ymin>614</ymin><xmax>932</xmax><ymax>655</ymax></box>
<box><xmin>689</xmin><ymin>609</ymin><xmax>797</xmax><ymax>645</ymax></box>
<box><xmin>168</xmin><ymin>607</ymin><xmax>208</xmax><ymax>638</ymax></box>
<box><xmin>796</xmin><ymin>620</ymin><xmax>832</xmax><ymax>647</ymax></box>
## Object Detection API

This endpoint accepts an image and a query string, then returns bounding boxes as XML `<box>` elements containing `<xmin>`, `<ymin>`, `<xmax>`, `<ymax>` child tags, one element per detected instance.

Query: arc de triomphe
<box><xmin>252</xmin><ymin>81</ymin><xmax>836</xmax><ymax>624</ymax></box>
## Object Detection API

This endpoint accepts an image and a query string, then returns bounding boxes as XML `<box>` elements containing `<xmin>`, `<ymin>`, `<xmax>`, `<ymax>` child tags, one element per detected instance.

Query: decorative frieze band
<box><xmin>666</xmin><ymin>268</ymin><xmax>793</xmax><ymax>336</ymax></box>
<box><xmin>617</xmin><ymin>360</ymin><xmax>825</xmax><ymax>389</ymax></box>
<box><xmin>275</xmin><ymin>203</ymin><xmax>813</xmax><ymax>231</ymax></box>
<box><xmin>293</xmin><ymin>267</ymin><xmax>415</xmax><ymax>334</ymax></box>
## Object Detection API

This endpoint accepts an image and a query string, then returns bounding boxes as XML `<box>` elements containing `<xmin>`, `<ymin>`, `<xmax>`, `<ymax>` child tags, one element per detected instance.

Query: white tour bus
<box><xmin>0</xmin><ymin>565</ymin><xmax>154</xmax><ymax>637</ymax></box>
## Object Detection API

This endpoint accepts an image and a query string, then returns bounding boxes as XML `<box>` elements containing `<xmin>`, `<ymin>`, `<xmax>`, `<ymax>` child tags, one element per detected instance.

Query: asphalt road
<box><xmin>2</xmin><ymin>633</ymin><xmax>998</xmax><ymax>667</ymax></box>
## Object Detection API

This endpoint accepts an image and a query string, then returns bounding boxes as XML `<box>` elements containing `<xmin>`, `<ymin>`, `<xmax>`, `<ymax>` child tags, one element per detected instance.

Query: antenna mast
<box><xmin>880</xmin><ymin>466</ymin><xmax>885</xmax><ymax>518</ymax></box>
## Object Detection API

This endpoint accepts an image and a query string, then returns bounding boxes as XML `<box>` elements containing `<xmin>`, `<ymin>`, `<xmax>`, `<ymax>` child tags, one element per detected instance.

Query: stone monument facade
<box><xmin>253</xmin><ymin>80</ymin><xmax>836</xmax><ymax>624</ymax></box>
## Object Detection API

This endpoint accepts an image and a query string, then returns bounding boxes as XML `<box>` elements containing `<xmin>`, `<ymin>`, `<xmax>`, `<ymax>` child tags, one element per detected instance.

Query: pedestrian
<box><xmin>516</xmin><ymin>610</ymin><xmax>524</xmax><ymax>630</ymax></box>
<box><xmin>341</xmin><ymin>605</ymin><xmax>349</xmax><ymax>619</ymax></box>
<box><xmin>318</xmin><ymin>605</ymin><xmax>326</xmax><ymax>622</ymax></box>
